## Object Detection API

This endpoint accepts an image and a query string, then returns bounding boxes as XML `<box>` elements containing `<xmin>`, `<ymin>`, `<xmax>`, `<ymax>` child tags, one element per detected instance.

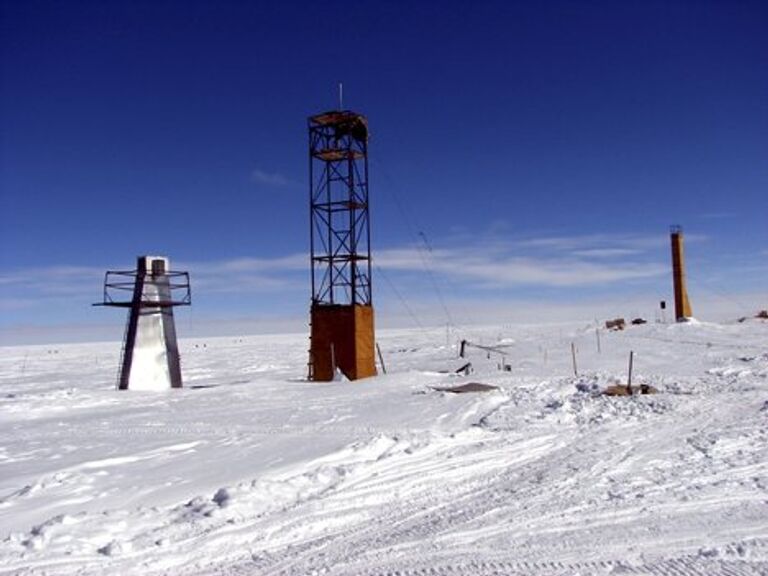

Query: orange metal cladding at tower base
<box><xmin>670</xmin><ymin>226</ymin><xmax>693</xmax><ymax>321</ymax></box>
<box><xmin>310</xmin><ymin>304</ymin><xmax>376</xmax><ymax>381</ymax></box>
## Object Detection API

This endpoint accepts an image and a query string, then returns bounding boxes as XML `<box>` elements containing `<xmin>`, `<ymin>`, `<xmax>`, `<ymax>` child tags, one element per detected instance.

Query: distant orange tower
<box><xmin>308</xmin><ymin>110</ymin><xmax>376</xmax><ymax>381</ymax></box>
<box><xmin>670</xmin><ymin>226</ymin><xmax>693</xmax><ymax>321</ymax></box>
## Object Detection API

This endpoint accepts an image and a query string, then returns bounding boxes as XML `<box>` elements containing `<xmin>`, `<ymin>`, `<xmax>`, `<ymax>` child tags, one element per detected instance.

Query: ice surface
<box><xmin>0</xmin><ymin>320</ymin><xmax>766</xmax><ymax>575</ymax></box>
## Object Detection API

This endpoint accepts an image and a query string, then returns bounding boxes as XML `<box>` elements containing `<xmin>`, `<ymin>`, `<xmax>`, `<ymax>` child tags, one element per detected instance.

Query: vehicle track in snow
<box><xmin>205</xmin><ymin>372</ymin><xmax>767</xmax><ymax>576</ymax></box>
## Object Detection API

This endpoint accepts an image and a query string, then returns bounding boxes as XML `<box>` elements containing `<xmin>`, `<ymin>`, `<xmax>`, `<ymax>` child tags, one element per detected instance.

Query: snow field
<box><xmin>0</xmin><ymin>321</ymin><xmax>766</xmax><ymax>575</ymax></box>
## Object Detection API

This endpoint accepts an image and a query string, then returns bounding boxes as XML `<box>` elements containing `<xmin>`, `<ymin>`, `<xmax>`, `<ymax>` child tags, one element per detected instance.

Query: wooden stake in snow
<box><xmin>596</xmin><ymin>327</ymin><xmax>602</xmax><ymax>354</ymax></box>
<box><xmin>571</xmin><ymin>342</ymin><xmax>578</xmax><ymax>376</ymax></box>
<box><xmin>627</xmin><ymin>350</ymin><xmax>634</xmax><ymax>395</ymax></box>
<box><xmin>376</xmin><ymin>342</ymin><xmax>387</xmax><ymax>375</ymax></box>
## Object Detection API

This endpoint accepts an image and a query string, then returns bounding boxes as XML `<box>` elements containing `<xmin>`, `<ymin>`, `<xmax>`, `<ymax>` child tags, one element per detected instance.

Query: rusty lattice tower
<box><xmin>308</xmin><ymin>110</ymin><xmax>376</xmax><ymax>381</ymax></box>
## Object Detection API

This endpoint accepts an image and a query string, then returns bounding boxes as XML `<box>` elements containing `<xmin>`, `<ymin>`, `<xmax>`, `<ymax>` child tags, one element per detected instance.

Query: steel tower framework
<box><xmin>309</xmin><ymin>110</ymin><xmax>371</xmax><ymax>307</ymax></box>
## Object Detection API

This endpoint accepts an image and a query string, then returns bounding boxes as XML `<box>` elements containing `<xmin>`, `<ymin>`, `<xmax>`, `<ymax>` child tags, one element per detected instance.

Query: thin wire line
<box><xmin>374</xmin><ymin>264</ymin><xmax>426</xmax><ymax>331</ymax></box>
<box><xmin>372</xmin><ymin>157</ymin><xmax>460</xmax><ymax>330</ymax></box>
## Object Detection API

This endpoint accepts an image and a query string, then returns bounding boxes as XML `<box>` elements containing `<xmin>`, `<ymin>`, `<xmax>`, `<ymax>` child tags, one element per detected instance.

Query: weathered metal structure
<box><xmin>308</xmin><ymin>110</ymin><xmax>376</xmax><ymax>381</ymax></box>
<box><xmin>670</xmin><ymin>226</ymin><xmax>693</xmax><ymax>322</ymax></box>
<box><xmin>96</xmin><ymin>256</ymin><xmax>191</xmax><ymax>390</ymax></box>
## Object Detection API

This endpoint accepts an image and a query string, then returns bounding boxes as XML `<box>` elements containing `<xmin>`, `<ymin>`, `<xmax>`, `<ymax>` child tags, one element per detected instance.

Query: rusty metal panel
<box><xmin>310</xmin><ymin>304</ymin><xmax>376</xmax><ymax>381</ymax></box>
<box><xmin>353</xmin><ymin>304</ymin><xmax>376</xmax><ymax>379</ymax></box>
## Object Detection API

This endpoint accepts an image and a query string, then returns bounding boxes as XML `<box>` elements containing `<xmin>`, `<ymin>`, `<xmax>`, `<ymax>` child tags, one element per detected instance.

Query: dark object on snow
<box><xmin>603</xmin><ymin>383</ymin><xmax>658</xmax><ymax>396</ymax></box>
<box><xmin>603</xmin><ymin>384</ymin><xmax>632</xmax><ymax>396</ymax></box>
<box><xmin>455</xmin><ymin>362</ymin><xmax>472</xmax><ymax>375</ymax></box>
<box><xmin>605</xmin><ymin>318</ymin><xmax>626</xmax><ymax>331</ymax></box>
<box><xmin>432</xmin><ymin>382</ymin><xmax>499</xmax><ymax>394</ymax></box>
<box><xmin>631</xmin><ymin>318</ymin><xmax>647</xmax><ymax>325</ymax></box>
<box><xmin>756</xmin><ymin>310</ymin><xmax>768</xmax><ymax>319</ymax></box>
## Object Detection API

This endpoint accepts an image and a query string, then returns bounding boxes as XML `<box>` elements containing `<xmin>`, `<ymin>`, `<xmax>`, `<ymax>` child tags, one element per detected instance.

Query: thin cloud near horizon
<box><xmin>0</xmin><ymin>230</ymin><xmax>761</xmax><ymax>325</ymax></box>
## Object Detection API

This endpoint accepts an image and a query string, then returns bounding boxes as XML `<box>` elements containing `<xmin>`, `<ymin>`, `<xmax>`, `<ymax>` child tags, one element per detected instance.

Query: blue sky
<box><xmin>1</xmin><ymin>0</ymin><xmax>766</xmax><ymax>343</ymax></box>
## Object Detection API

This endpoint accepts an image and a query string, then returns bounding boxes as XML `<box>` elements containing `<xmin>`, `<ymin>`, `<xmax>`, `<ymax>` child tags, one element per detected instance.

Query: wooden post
<box><xmin>596</xmin><ymin>327</ymin><xmax>601</xmax><ymax>354</ymax></box>
<box><xmin>376</xmin><ymin>342</ymin><xmax>387</xmax><ymax>375</ymax></box>
<box><xmin>627</xmin><ymin>350</ymin><xmax>634</xmax><ymax>395</ymax></box>
<box><xmin>571</xmin><ymin>342</ymin><xmax>578</xmax><ymax>376</ymax></box>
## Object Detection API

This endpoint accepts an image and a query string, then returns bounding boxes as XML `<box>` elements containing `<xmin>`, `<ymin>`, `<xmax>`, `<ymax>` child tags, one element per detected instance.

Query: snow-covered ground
<box><xmin>1</xmin><ymin>320</ymin><xmax>766</xmax><ymax>575</ymax></box>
